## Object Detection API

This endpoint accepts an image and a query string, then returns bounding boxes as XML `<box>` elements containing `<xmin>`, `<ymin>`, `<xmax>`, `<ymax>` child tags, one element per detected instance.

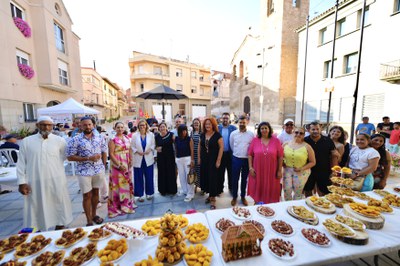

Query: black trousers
<box><xmin>218</xmin><ymin>151</ymin><xmax>232</xmax><ymax>194</ymax></box>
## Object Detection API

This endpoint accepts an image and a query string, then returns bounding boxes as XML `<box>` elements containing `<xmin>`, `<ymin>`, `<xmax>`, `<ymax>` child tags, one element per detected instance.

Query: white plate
<box><xmin>270</xmin><ymin>221</ymin><xmax>295</xmax><ymax>237</ymax></box>
<box><xmin>243</xmin><ymin>220</ymin><xmax>266</xmax><ymax>235</ymax></box>
<box><xmin>256</xmin><ymin>206</ymin><xmax>276</xmax><ymax>219</ymax></box>
<box><xmin>14</xmin><ymin>240</ymin><xmax>51</xmax><ymax>260</ymax></box>
<box><xmin>334</xmin><ymin>215</ymin><xmax>366</xmax><ymax>231</ymax></box>
<box><xmin>55</xmin><ymin>232</ymin><xmax>87</xmax><ymax>248</ymax></box>
<box><xmin>300</xmin><ymin>228</ymin><xmax>331</xmax><ymax>248</ymax></box>
<box><xmin>187</xmin><ymin>232</ymin><xmax>209</xmax><ymax>244</ymax></box>
<box><xmin>88</xmin><ymin>232</ymin><xmax>113</xmax><ymax>242</ymax></box>
<box><xmin>323</xmin><ymin>219</ymin><xmax>356</xmax><ymax>237</ymax></box>
<box><xmin>215</xmin><ymin>219</ymin><xmax>235</xmax><ymax>234</ymax></box>
<box><xmin>267</xmin><ymin>239</ymin><xmax>297</xmax><ymax>260</ymax></box>
<box><xmin>287</xmin><ymin>206</ymin><xmax>317</xmax><ymax>221</ymax></box>
<box><xmin>231</xmin><ymin>208</ymin><xmax>252</xmax><ymax>220</ymax></box>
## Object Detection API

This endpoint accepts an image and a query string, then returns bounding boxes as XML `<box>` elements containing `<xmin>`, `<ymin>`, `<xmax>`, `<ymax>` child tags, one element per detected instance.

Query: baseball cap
<box><xmin>284</xmin><ymin>119</ymin><xmax>294</xmax><ymax>125</ymax></box>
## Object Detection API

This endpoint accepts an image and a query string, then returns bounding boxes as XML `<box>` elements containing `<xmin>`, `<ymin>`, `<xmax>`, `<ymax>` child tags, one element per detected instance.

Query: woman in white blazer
<box><xmin>131</xmin><ymin>119</ymin><xmax>155</xmax><ymax>202</ymax></box>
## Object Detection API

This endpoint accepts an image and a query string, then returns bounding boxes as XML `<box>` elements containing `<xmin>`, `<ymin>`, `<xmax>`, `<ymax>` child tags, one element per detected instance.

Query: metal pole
<box><xmin>326</xmin><ymin>0</ymin><xmax>339</xmax><ymax>133</ymax></box>
<box><xmin>259</xmin><ymin>47</ymin><xmax>265</xmax><ymax>123</ymax></box>
<box><xmin>300</xmin><ymin>15</ymin><xmax>310</xmax><ymax>126</ymax></box>
<box><xmin>350</xmin><ymin>0</ymin><xmax>367</xmax><ymax>144</ymax></box>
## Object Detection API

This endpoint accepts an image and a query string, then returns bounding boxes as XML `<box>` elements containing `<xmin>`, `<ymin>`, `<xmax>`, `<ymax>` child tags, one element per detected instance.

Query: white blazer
<box><xmin>131</xmin><ymin>131</ymin><xmax>155</xmax><ymax>168</ymax></box>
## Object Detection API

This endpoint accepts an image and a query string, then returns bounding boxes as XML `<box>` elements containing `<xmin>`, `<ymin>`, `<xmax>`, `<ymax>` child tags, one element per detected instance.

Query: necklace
<box><xmin>261</xmin><ymin>138</ymin><xmax>270</xmax><ymax>155</ymax></box>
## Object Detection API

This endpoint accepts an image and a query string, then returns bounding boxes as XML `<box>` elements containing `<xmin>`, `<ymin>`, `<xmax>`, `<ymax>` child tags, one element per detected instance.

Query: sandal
<box><xmin>93</xmin><ymin>215</ymin><xmax>104</xmax><ymax>225</ymax></box>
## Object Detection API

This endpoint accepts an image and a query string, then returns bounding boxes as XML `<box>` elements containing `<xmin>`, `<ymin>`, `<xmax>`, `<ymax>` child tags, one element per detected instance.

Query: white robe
<box><xmin>17</xmin><ymin>133</ymin><xmax>72</xmax><ymax>231</ymax></box>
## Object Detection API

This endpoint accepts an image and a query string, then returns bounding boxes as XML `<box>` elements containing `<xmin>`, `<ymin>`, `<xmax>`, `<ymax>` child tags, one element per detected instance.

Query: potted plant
<box><xmin>13</xmin><ymin>17</ymin><xmax>31</xmax><ymax>38</ymax></box>
<box><xmin>18</xmin><ymin>64</ymin><xmax>35</xmax><ymax>79</ymax></box>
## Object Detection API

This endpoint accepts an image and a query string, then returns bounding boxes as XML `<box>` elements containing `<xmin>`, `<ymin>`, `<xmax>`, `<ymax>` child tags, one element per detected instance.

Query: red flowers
<box><xmin>13</xmin><ymin>17</ymin><xmax>31</xmax><ymax>38</ymax></box>
<box><xmin>18</xmin><ymin>63</ymin><xmax>35</xmax><ymax>79</ymax></box>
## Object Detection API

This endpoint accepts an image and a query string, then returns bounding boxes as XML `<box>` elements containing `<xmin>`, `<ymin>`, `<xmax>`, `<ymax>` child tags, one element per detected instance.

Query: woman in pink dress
<box><xmin>248</xmin><ymin>122</ymin><xmax>283</xmax><ymax>204</ymax></box>
<box><xmin>108</xmin><ymin>122</ymin><xmax>136</xmax><ymax>218</ymax></box>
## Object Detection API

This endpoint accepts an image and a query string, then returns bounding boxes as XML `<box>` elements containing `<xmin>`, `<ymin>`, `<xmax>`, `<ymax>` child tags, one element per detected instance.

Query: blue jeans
<box><xmin>231</xmin><ymin>156</ymin><xmax>249</xmax><ymax>199</ymax></box>
<box><xmin>134</xmin><ymin>158</ymin><xmax>154</xmax><ymax>197</ymax></box>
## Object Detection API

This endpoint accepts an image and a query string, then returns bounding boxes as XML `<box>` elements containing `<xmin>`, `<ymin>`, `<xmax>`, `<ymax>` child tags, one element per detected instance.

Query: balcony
<box><xmin>380</xmin><ymin>60</ymin><xmax>400</xmax><ymax>83</ymax></box>
<box><xmin>131</xmin><ymin>72</ymin><xmax>170</xmax><ymax>81</ymax></box>
<box><xmin>40</xmin><ymin>83</ymin><xmax>77</xmax><ymax>93</ymax></box>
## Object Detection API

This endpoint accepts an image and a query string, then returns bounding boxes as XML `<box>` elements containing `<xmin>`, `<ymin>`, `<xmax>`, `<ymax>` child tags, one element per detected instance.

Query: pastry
<box><xmin>271</xmin><ymin>220</ymin><xmax>293</xmax><ymax>235</ymax></box>
<box><xmin>63</xmin><ymin>242</ymin><xmax>97</xmax><ymax>266</ymax></box>
<box><xmin>323</xmin><ymin>219</ymin><xmax>355</xmax><ymax>237</ymax></box>
<box><xmin>185</xmin><ymin>223</ymin><xmax>209</xmax><ymax>243</ymax></box>
<box><xmin>88</xmin><ymin>227</ymin><xmax>112</xmax><ymax>241</ymax></box>
<box><xmin>97</xmin><ymin>239</ymin><xmax>127</xmax><ymax>263</ymax></box>
<box><xmin>215</xmin><ymin>218</ymin><xmax>235</xmax><ymax>233</ymax></box>
<box><xmin>301</xmin><ymin>228</ymin><xmax>330</xmax><ymax>246</ymax></box>
<box><xmin>184</xmin><ymin>244</ymin><xmax>213</xmax><ymax>266</ymax></box>
<box><xmin>256</xmin><ymin>206</ymin><xmax>275</xmax><ymax>217</ymax></box>
<box><xmin>14</xmin><ymin>235</ymin><xmax>51</xmax><ymax>259</ymax></box>
<box><xmin>268</xmin><ymin>238</ymin><xmax>294</xmax><ymax>257</ymax></box>
<box><xmin>31</xmin><ymin>250</ymin><xmax>65</xmax><ymax>266</ymax></box>
<box><xmin>335</xmin><ymin>215</ymin><xmax>364</xmax><ymax>231</ymax></box>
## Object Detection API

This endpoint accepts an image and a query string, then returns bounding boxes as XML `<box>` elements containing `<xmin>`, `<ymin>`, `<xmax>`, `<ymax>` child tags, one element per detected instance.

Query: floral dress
<box><xmin>108</xmin><ymin>135</ymin><xmax>136</xmax><ymax>218</ymax></box>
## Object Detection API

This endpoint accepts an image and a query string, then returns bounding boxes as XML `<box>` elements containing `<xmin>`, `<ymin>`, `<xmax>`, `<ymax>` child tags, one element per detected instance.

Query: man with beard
<box><xmin>217</xmin><ymin>113</ymin><xmax>237</xmax><ymax>194</ymax></box>
<box><xmin>303</xmin><ymin>121</ymin><xmax>338</xmax><ymax>196</ymax></box>
<box><xmin>17</xmin><ymin>116</ymin><xmax>72</xmax><ymax>231</ymax></box>
<box><xmin>67</xmin><ymin>117</ymin><xmax>107</xmax><ymax>226</ymax></box>
<box><xmin>229</xmin><ymin>115</ymin><xmax>254</xmax><ymax>206</ymax></box>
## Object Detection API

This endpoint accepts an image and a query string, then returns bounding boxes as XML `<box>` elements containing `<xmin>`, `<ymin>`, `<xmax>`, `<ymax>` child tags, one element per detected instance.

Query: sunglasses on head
<box><xmin>294</xmin><ymin>131</ymin><xmax>305</xmax><ymax>135</ymax></box>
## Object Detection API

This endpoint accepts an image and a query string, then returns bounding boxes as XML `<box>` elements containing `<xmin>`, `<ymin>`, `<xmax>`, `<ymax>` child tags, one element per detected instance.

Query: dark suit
<box><xmin>217</xmin><ymin>124</ymin><xmax>237</xmax><ymax>194</ymax></box>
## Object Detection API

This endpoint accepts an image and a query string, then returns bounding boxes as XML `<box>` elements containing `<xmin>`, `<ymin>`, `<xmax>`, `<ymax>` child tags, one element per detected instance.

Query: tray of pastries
<box><xmin>62</xmin><ymin>242</ymin><xmax>97</xmax><ymax>266</ymax></box>
<box><xmin>323</xmin><ymin>219</ymin><xmax>356</xmax><ymax>237</ymax></box>
<box><xmin>325</xmin><ymin>193</ymin><xmax>354</xmax><ymax>208</ymax></box>
<box><xmin>335</xmin><ymin>215</ymin><xmax>365</xmax><ymax>231</ymax></box>
<box><xmin>328</xmin><ymin>185</ymin><xmax>357</xmax><ymax>196</ymax></box>
<box><xmin>134</xmin><ymin>255</ymin><xmax>163</xmax><ymax>266</ymax></box>
<box><xmin>268</xmin><ymin>238</ymin><xmax>296</xmax><ymax>260</ymax></box>
<box><xmin>31</xmin><ymin>250</ymin><xmax>65</xmax><ymax>266</ymax></box>
<box><xmin>14</xmin><ymin>235</ymin><xmax>51</xmax><ymax>259</ymax></box>
<box><xmin>141</xmin><ymin>219</ymin><xmax>162</xmax><ymax>237</ymax></box>
<box><xmin>288</xmin><ymin>206</ymin><xmax>316</xmax><ymax>221</ymax></box>
<box><xmin>256</xmin><ymin>205</ymin><xmax>276</xmax><ymax>218</ymax></box>
<box><xmin>176</xmin><ymin>215</ymin><xmax>189</xmax><ymax>229</ymax></box>
<box><xmin>368</xmin><ymin>198</ymin><xmax>393</xmax><ymax>213</ymax></box>
<box><xmin>301</xmin><ymin>228</ymin><xmax>331</xmax><ymax>247</ymax></box>
<box><xmin>373</xmin><ymin>189</ymin><xmax>391</xmax><ymax>197</ymax></box>
<box><xmin>159</xmin><ymin>230</ymin><xmax>184</xmax><ymax>247</ymax></box>
<box><xmin>88</xmin><ymin>227</ymin><xmax>112</xmax><ymax>242</ymax></box>
<box><xmin>55</xmin><ymin>228</ymin><xmax>87</xmax><ymax>248</ymax></box>
<box><xmin>215</xmin><ymin>218</ymin><xmax>235</xmax><ymax>233</ymax></box>
<box><xmin>383</xmin><ymin>194</ymin><xmax>400</xmax><ymax>208</ymax></box>
<box><xmin>231</xmin><ymin>206</ymin><xmax>251</xmax><ymax>220</ymax></box>
<box><xmin>330</xmin><ymin>176</ymin><xmax>354</xmax><ymax>186</ymax></box>
<box><xmin>243</xmin><ymin>220</ymin><xmax>265</xmax><ymax>235</ymax></box>
<box><xmin>307</xmin><ymin>196</ymin><xmax>334</xmax><ymax>209</ymax></box>
<box><xmin>184</xmin><ymin>244</ymin><xmax>213</xmax><ymax>266</ymax></box>
<box><xmin>103</xmin><ymin>222</ymin><xmax>146</xmax><ymax>239</ymax></box>
<box><xmin>271</xmin><ymin>220</ymin><xmax>294</xmax><ymax>236</ymax></box>
<box><xmin>97</xmin><ymin>238</ymin><xmax>128</xmax><ymax>264</ymax></box>
<box><xmin>0</xmin><ymin>260</ymin><xmax>26</xmax><ymax>266</ymax></box>
<box><xmin>354</xmin><ymin>192</ymin><xmax>372</xmax><ymax>201</ymax></box>
<box><xmin>185</xmin><ymin>223</ymin><xmax>209</xmax><ymax>243</ymax></box>
<box><xmin>348</xmin><ymin>202</ymin><xmax>381</xmax><ymax>218</ymax></box>
<box><xmin>0</xmin><ymin>234</ymin><xmax>29</xmax><ymax>253</ymax></box>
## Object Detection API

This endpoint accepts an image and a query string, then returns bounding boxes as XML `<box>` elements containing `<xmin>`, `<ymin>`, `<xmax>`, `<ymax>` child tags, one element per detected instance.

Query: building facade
<box><xmin>0</xmin><ymin>0</ymin><xmax>82</xmax><ymax>130</ymax></box>
<box><xmin>129</xmin><ymin>51</ymin><xmax>212</xmax><ymax>124</ymax></box>
<box><xmin>230</xmin><ymin>0</ymin><xmax>309</xmax><ymax>125</ymax></box>
<box><xmin>295</xmin><ymin>0</ymin><xmax>400</xmax><ymax>131</ymax></box>
<box><xmin>210</xmin><ymin>71</ymin><xmax>231</xmax><ymax>117</ymax></box>
<box><xmin>81</xmin><ymin>67</ymin><xmax>104</xmax><ymax>120</ymax></box>
<box><xmin>102</xmin><ymin>77</ymin><xmax>120</xmax><ymax>122</ymax></box>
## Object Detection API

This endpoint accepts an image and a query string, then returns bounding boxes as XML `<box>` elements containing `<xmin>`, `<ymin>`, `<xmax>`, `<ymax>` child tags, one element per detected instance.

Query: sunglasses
<box><xmin>285</xmin><ymin>123</ymin><xmax>294</xmax><ymax>126</ymax></box>
<box><xmin>294</xmin><ymin>131</ymin><xmax>305</xmax><ymax>135</ymax></box>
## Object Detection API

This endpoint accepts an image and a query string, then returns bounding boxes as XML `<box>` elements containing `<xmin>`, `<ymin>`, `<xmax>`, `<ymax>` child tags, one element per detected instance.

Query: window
<box><xmin>319</xmin><ymin>27</ymin><xmax>327</xmax><ymax>44</ymax></box>
<box><xmin>344</xmin><ymin>52</ymin><xmax>358</xmax><ymax>74</ymax></box>
<box><xmin>153</xmin><ymin>66</ymin><xmax>162</xmax><ymax>75</ymax></box>
<box><xmin>199</xmin><ymin>74</ymin><xmax>204</xmax><ymax>81</ymax></box>
<box><xmin>140</xmin><ymin>83</ymin><xmax>144</xmax><ymax>92</ymax></box>
<box><xmin>337</xmin><ymin>18</ymin><xmax>346</xmax><ymax>37</ymax></box>
<box><xmin>357</xmin><ymin>6</ymin><xmax>370</xmax><ymax>28</ymax></box>
<box><xmin>191</xmin><ymin>86</ymin><xmax>197</xmax><ymax>94</ymax></box>
<box><xmin>395</xmin><ymin>0</ymin><xmax>400</xmax><ymax>12</ymax></box>
<box><xmin>323</xmin><ymin>59</ymin><xmax>337</xmax><ymax>78</ymax></box>
<box><xmin>176</xmin><ymin>84</ymin><xmax>183</xmax><ymax>92</ymax></box>
<box><xmin>10</xmin><ymin>2</ymin><xmax>24</xmax><ymax>19</ymax></box>
<box><xmin>191</xmin><ymin>71</ymin><xmax>197</xmax><ymax>79</ymax></box>
<box><xmin>16</xmin><ymin>50</ymin><xmax>29</xmax><ymax>65</ymax></box>
<box><xmin>138</xmin><ymin>65</ymin><xmax>144</xmax><ymax>74</ymax></box>
<box><xmin>23</xmin><ymin>103</ymin><xmax>36</xmax><ymax>121</ymax></box>
<box><xmin>58</xmin><ymin>60</ymin><xmax>69</xmax><ymax>85</ymax></box>
<box><xmin>176</xmin><ymin>68</ymin><xmax>182</xmax><ymax>77</ymax></box>
<box><xmin>54</xmin><ymin>23</ymin><xmax>65</xmax><ymax>53</ymax></box>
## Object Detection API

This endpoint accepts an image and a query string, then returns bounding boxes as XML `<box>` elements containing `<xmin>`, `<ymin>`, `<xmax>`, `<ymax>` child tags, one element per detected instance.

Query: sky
<box><xmin>63</xmin><ymin>0</ymin><xmax>335</xmax><ymax>89</ymax></box>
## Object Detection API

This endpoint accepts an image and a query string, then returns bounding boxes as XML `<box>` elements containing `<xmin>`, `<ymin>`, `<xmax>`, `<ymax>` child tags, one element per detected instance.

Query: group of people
<box><xmin>12</xmin><ymin>113</ymin><xmax>399</xmax><ymax>232</ymax></box>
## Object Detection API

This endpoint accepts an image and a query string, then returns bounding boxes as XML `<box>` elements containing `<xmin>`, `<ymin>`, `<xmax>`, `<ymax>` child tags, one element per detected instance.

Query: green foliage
<box><xmin>10</xmin><ymin>126</ymin><xmax>31</xmax><ymax>138</ymax></box>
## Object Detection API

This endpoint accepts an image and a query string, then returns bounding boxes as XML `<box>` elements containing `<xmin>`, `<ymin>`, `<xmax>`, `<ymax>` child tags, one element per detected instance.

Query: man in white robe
<box><xmin>17</xmin><ymin>116</ymin><xmax>72</xmax><ymax>231</ymax></box>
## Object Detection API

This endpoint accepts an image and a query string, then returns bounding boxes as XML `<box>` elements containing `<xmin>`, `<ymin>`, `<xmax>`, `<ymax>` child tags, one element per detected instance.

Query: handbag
<box><xmin>187</xmin><ymin>168</ymin><xmax>196</xmax><ymax>185</ymax></box>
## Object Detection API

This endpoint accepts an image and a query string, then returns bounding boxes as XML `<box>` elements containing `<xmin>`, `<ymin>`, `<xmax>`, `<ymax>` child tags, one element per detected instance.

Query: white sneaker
<box><xmin>138</xmin><ymin>196</ymin><xmax>145</xmax><ymax>202</ymax></box>
<box><xmin>184</xmin><ymin>197</ymin><xmax>192</xmax><ymax>202</ymax></box>
<box><xmin>146</xmin><ymin>194</ymin><xmax>154</xmax><ymax>200</ymax></box>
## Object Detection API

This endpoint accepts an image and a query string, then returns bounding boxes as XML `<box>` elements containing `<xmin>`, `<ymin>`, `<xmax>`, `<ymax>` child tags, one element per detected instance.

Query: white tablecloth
<box><xmin>0</xmin><ymin>167</ymin><xmax>17</xmax><ymax>186</ymax></box>
<box><xmin>1</xmin><ymin>212</ymin><xmax>223</xmax><ymax>265</ymax></box>
<box><xmin>205</xmin><ymin>190</ymin><xmax>400</xmax><ymax>266</ymax></box>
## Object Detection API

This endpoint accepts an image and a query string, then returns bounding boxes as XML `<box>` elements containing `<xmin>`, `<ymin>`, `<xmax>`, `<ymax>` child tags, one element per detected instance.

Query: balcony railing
<box><xmin>380</xmin><ymin>60</ymin><xmax>400</xmax><ymax>83</ymax></box>
<box><xmin>131</xmin><ymin>72</ymin><xmax>170</xmax><ymax>81</ymax></box>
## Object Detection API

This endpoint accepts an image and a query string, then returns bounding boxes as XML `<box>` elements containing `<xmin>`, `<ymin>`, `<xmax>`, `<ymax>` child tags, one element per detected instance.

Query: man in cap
<box><xmin>17</xmin><ymin>116</ymin><xmax>73</xmax><ymax>231</ymax></box>
<box><xmin>277</xmin><ymin>118</ymin><xmax>295</xmax><ymax>144</ymax></box>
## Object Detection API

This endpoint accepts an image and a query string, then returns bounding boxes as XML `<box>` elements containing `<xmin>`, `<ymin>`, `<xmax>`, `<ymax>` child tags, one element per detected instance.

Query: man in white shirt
<box><xmin>171</xmin><ymin>116</ymin><xmax>182</xmax><ymax>137</ymax></box>
<box><xmin>277</xmin><ymin>118</ymin><xmax>295</xmax><ymax>144</ymax></box>
<box><xmin>229</xmin><ymin>116</ymin><xmax>254</xmax><ymax>206</ymax></box>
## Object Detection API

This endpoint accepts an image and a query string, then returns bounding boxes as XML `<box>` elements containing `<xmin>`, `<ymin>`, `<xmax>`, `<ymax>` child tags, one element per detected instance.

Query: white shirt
<box><xmin>229</xmin><ymin>129</ymin><xmax>254</xmax><ymax>158</ymax></box>
<box><xmin>17</xmin><ymin>133</ymin><xmax>73</xmax><ymax>231</ymax></box>
<box><xmin>277</xmin><ymin>130</ymin><xmax>294</xmax><ymax>144</ymax></box>
<box><xmin>349</xmin><ymin>146</ymin><xmax>380</xmax><ymax>170</ymax></box>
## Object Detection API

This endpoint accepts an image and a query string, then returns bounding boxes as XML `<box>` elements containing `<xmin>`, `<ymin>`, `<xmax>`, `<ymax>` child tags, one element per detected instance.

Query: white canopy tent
<box><xmin>37</xmin><ymin>98</ymin><xmax>100</xmax><ymax>123</ymax></box>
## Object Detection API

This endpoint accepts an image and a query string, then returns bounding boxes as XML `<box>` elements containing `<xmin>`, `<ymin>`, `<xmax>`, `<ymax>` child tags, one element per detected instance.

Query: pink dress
<box><xmin>248</xmin><ymin>136</ymin><xmax>283</xmax><ymax>204</ymax></box>
<box><xmin>108</xmin><ymin>136</ymin><xmax>136</xmax><ymax>218</ymax></box>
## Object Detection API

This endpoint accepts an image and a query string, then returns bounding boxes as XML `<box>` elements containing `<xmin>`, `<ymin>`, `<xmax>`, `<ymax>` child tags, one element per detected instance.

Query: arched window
<box><xmin>232</xmin><ymin>65</ymin><xmax>237</xmax><ymax>80</ymax></box>
<box><xmin>47</xmin><ymin>100</ymin><xmax>60</xmax><ymax>107</ymax></box>
<box><xmin>244</xmin><ymin>96</ymin><xmax>250</xmax><ymax>114</ymax></box>
<box><xmin>239</xmin><ymin>61</ymin><xmax>244</xmax><ymax>79</ymax></box>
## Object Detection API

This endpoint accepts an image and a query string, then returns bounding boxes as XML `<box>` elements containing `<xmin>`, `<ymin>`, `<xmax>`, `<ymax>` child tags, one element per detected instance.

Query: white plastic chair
<box><xmin>0</xmin><ymin>149</ymin><xmax>19</xmax><ymax>167</ymax></box>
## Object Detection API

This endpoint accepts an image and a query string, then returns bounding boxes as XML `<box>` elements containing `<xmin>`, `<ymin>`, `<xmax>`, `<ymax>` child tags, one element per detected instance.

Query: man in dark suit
<box><xmin>0</xmin><ymin>134</ymin><xmax>19</xmax><ymax>162</ymax></box>
<box><xmin>217</xmin><ymin>113</ymin><xmax>237</xmax><ymax>195</ymax></box>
